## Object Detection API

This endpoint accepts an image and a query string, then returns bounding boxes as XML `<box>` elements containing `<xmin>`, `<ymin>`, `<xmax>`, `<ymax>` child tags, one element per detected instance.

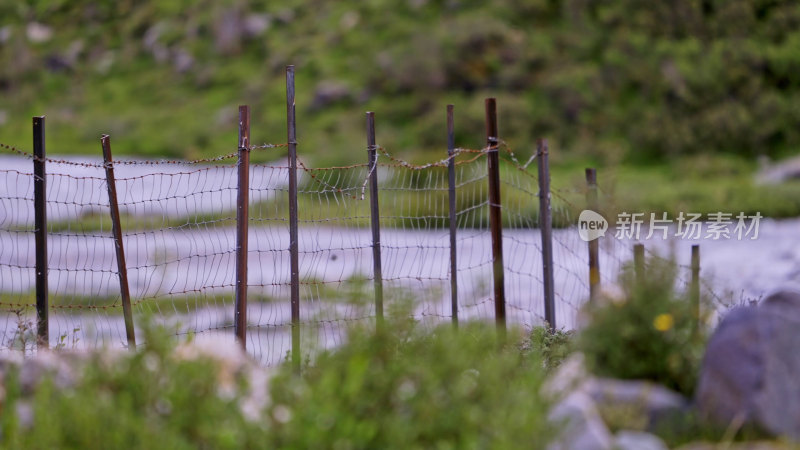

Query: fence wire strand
<box><xmin>0</xmin><ymin>139</ymin><xmax>729</xmax><ymax>361</ymax></box>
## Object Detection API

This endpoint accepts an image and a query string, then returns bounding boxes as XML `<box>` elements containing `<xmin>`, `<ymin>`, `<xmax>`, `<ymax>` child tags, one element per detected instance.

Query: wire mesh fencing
<box><xmin>0</xmin><ymin>105</ymin><xmax>724</xmax><ymax>365</ymax></box>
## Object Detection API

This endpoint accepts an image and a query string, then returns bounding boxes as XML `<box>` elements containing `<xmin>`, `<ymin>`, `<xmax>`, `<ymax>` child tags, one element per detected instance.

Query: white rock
<box><xmin>542</xmin><ymin>352</ymin><xmax>588</xmax><ymax>400</ymax></box>
<box><xmin>26</xmin><ymin>22</ymin><xmax>52</xmax><ymax>43</ymax></box>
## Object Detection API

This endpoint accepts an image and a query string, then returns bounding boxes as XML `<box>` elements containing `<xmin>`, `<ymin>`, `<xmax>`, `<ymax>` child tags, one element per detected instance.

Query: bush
<box><xmin>0</xmin><ymin>325</ymin><xmax>263</xmax><ymax>450</ymax></box>
<box><xmin>0</xmin><ymin>318</ymin><xmax>555</xmax><ymax>449</ymax></box>
<box><xmin>265</xmin><ymin>320</ymin><xmax>554</xmax><ymax>449</ymax></box>
<box><xmin>577</xmin><ymin>256</ymin><xmax>708</xmax><ymax>396</ymax></box>
<box><xmin>522</xmin><ymin>326</ymin><xmax>574</xmax><ymax>372</ymax></box>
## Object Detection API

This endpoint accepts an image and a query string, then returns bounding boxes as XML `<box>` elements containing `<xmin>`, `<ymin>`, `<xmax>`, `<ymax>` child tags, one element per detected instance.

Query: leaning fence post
<box><xmin>366</xmin><ymin>112</ymin><xmax>384</xmax><ymax>326</ymax></box>
<box><xmin>33</xmin><ymin>116</ymin><xmax>48</xmax><ymax>348</ymax></box>
<box><xmin>691</xmin><ymin>244</ymin><xmax>700</xmax><ymax>328</ymax></box>
<box><xmin>633</xmin><ymin>243</ymin><xmax>645</xmax><ymax>284</ymax></box>
<box><xmin>235</xmin><ymin>105</ymin><xmax>250</xmax><ymax>349</ymax></box>
<box><xmin>447</xmin><ymin>105</ymin><xmax>458</xmax><ymax>328</ymax></box>
<box><xmin>286</xmin><ymin>66</ymin><xmax>301</xmax><ymax>372</ymax></box>
<box><xmin>537</xmin><ymin>139</ymin><xmax>556</xmax><ymax>331</ymax></box>
<box><xmin>586</xmin><ymin>168</ymin><xmax>600</xmax><ymax>302</ymax></box>
<box><xmin>101</xmin><ymin>135</ymin><xmax>136</xmax><ymax>350</ymax></box>
<box><xmin>485</xmin><ymin>98</ymin><xmax>506</xmax><ymax>333</ymax></box>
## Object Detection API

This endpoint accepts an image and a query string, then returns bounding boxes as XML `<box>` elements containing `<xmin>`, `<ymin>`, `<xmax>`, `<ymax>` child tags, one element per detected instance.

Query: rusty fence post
<box><xmin>101</xmin><ymin>135</ymin><xmax>136</xmax><ymax>350</ymax></box>
<box><xmin>537</xmin><ymin>139</ymin><xmax>556</xmax><ymax>331</ymax></box>
<box><xmin>586</xmin><ymin>168</ymin><xmax>600</xmax><ymax>302</ymax></box>
<box><xmin>633</xmin><ymin>243</ymin><xmax>645</xmax><ymax>284</ymax></box>
<box><xmin>447</xmin><ymin>105</ymin><xmax>458</xmax><ymax>328</ymax></box>
<box><xmin>485</xmin><ymin>98</ymin><xmax>506</xmax><ymax>334</ymax></box>
<box><xmin>235</xmin><ymin>105</ymin><xmax>250</xmax><ymax>349</ymax></box>
<box><xmin>33</xmin><ymin>116</ymin><xmax>48</xmax><ymax>348</ymax></box>
<box><xmin>366</xmin><ymin>112</ymin><xmax>384</xmax><ymax>326</ymax></box>
<box><xmin>691</xmin><ymin>244</ymin><xmax>700</xmax><ymax>329</ymax></box>
<box><xmin>286</xmin><ymin>65</ymin><xmax>301</xmax><ymax>372</ymax></box>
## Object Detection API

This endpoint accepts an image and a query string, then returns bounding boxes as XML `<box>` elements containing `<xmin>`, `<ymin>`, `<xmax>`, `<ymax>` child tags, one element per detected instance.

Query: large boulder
<box><xmin>695</xmin><ymin>290</ymin><xmax>800</xmax><ymax>439</ymax></box>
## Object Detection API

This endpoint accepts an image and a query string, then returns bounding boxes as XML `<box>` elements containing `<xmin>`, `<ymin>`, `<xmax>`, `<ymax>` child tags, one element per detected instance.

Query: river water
<box><xmin>1</xmin><ymin>155</ymin><xmax>797</xmax><ymax>363</ymax></box>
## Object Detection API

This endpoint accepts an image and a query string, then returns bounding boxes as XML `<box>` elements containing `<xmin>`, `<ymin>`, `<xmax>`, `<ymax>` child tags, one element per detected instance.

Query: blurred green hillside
<box><xmin>2</xmin><ymin>0</ymin><xmax>800</xmax><ymax>166</ymax></box>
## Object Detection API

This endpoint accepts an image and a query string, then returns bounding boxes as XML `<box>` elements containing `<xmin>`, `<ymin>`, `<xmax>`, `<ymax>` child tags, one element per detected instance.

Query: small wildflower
<box><xmin>653</xmin><ymin>313</ymin><xmax>674</xmax><ymax>332</ymax></box>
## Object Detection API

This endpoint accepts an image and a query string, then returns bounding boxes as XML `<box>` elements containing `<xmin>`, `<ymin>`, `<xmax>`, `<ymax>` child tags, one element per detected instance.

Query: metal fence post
<box><xmin>101</xmin><ymin>135</ymin><xmax>136</xmax><ymax>350</ymax></box>
<box><xmin>691</xmin><ymin>244</ymin><xmax>700</xmax><ymax>328</ymax></box>
<box><xmin>537</xmin><ymin>139</ymin><xmax>556</xmax><ymax>331</ymax></box>
<box><xmin>633</xmin><ymin>243</ymin><xmax>645</xmax><ymax>284</ymax></box>
<box><xmin>366</xmin><ymin>112</ymin><xmax>384</xmax><ymax>326</ymax></box>
<box><xmin>447</xmin><ymin>105</ymin><xmax>458</xmax><ymax>327</ymax></box>
<box><xmin>235</xmin><ymin>105</ymin><xmax>250</xmax><ymax>349</ymax></box>
<box><xmin>33</xmin><ymin>116</ymin><xmax>48</xmax><ymax>348</ymax></box>
<box><xmin>585</xmin><ymin>168</ymin><xmax>600</xmax><ymax>302</ymax></box>
<box><xmin>485</xmin><ymin>98</ymin><xmax>506</xmax><ymax>333</ymax></box>
<box><xmin>286</xmin><ymin>66</ymin><xmax>301</xmax><ymax>372</ymax></box>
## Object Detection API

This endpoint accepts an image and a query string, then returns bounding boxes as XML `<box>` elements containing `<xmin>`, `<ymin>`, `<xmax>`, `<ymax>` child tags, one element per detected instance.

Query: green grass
<box><xmin>552</xmin><ymin>155</ymin><xmax>800</xmax><ymax>220</ymax></box>
<box><xmin>3</xmin><ymin>0</ymin><xmax>800</xmax><ymax>167</ymax></box>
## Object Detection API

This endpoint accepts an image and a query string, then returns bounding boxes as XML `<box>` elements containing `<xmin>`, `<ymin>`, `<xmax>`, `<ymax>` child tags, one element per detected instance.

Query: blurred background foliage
<box><xmin>2</xmin><ymin>0</ymin><xmax>800</xmax><ymax>166</ymax></box>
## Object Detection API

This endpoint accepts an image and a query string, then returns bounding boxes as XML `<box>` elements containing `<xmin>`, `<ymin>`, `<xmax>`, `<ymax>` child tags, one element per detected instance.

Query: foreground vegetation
<box><xmin>2</xmin><ymin>254</ymin><xmax>792</xmax><ymax>447</ymax></box>
<box><xmin>1</xmin><ymin>320</ymin><xmax>555</xmax><ymax>449</ymax></box>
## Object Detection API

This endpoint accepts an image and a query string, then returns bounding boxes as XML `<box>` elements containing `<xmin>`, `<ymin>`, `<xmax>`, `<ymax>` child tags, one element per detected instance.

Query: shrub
<box><xmin>522</xmin><ymin>326</ymin><xmax>574</xmax><ymax>372</ymax></box>
<box><xmin>577</xmin><ymin>256</ymin><xmax>708</xmax><ymax>396</ymax></box>
<box><xmin>265</xmin><ymin>320</ymin><xmax>554</xmax><ymax>449</ymax></box>
<box><xmin>0</xmin><ymin>325</ymin><xmax>263</xmax><ymax>449</ymax></box>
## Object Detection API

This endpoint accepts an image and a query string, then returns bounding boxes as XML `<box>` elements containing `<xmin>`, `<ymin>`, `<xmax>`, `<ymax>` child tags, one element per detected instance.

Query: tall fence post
<box><xmin>235</xmin><ymin>105</ymin><xmax>250</xmax><ymax>349</ymax></box>
<box><xmin>633</xmin><ymin>243</ymin><xmax>645</xmax><ymax>284</ymax></box>
<box><xmin>485</xmin><ymin>98</ymin><xmax>506</xmax><ymax>334</ymax></box>
<box><xmin>101</xmin><ymin>135</ymin><xmax>136</xmax><ymax>350</ymax></box>
<box><xmin>537</xmin><ymin>139</ymin><xmax>556</xmax><ymax>331</ymax></box>
<box><xmin>33</xmin><ymin>116</ymin><xmax>48</xmax><ymax>348</ymax></box>
<box><xmin>691</xmin><ymin>244</ymin><xmax>700</xmax><ymax>329</ymax></box>
<box><xmin>585</xmin><ymin>168</ymin><xmax>600</xmax><ymax>302</ymax></box>
<box><xmin>286</xmin><ymin>66</ymin><xmax>301</xmax><ymax>372</ymax></box>
<box><xmin>366</xmin><ymin>112</ymin><xmax>384</xmax><ymax>326</ymax></box>
<box><xmin>447</xmin><ymin>105</ymin><xmax>458</xmax><ymax>328</ymax></box>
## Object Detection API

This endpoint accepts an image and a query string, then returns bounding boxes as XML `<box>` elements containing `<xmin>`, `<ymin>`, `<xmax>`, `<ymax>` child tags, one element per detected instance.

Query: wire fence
<box><xmin>0</xmin><ymin>96</ymin><xmax>725</xmax><ymax>365</ymax></box>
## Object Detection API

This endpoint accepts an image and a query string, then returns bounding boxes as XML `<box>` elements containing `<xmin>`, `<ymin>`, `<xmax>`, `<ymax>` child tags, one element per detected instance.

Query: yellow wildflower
<box><xmin>653</xmin><ymin>313</ymin><xmax>674</xmax><ymax>332</ymax></box>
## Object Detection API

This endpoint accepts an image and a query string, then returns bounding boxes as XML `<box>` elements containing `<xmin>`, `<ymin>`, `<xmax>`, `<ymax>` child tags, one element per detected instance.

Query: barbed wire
<box><xmin>0</xmin><ymin>136</ymin><xmax>736</xmax><ymax>362</ymax></box>
<box><xmin>0</xmin><ymin>141</ymin><xmax>289</xmax><ymax>167</ymax></box>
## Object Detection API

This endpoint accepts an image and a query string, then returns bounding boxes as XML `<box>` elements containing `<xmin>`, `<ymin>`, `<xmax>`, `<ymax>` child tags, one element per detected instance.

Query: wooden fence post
<box><xmin>485</xmin><ymin>98</ymin><xmax>506</xmax><ymax>334</ymax></box>
<box><xmin>537</xmin><ymin>139</ymin><xmax>556</xmax><ymax>331</ymax></box>
<box><xmin>101</xmin><ymin>135</ymin><xmax>136</xmax><ymax>349</ymax></box>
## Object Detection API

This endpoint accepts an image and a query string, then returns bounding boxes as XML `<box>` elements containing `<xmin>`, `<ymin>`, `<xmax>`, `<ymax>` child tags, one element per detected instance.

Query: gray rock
<box><xmin>586</xmin><ymin>377</ymin><xmax>688</xmax><ymax>429</ymax></box>
<box><xmin>548</xmin><ymin>390</ymin><xmax>614</xmax><ymax>450</ymax></box>
<box><xmin>614</xmin><ymin>430</ymin><xmax>668</xmax><ymax>450</ymax></box>
<box><xmin>695</xmin><ymin>290</ymin><xmax>800</xmax><ymax>439</ymax></box>
<box><xmin>243</xmin><ymin>14</ymin><xmax>271</xmax><ymax>37</ymax></box>
<box><xmin>757</xmin><ymin>155</ymin><xmax>800</xmax><ymax>185</ymax></box>
<box><xmin>214</xmin><ymin>9</ymin><xmax>243</xmax><ymax>55</ymax></box>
